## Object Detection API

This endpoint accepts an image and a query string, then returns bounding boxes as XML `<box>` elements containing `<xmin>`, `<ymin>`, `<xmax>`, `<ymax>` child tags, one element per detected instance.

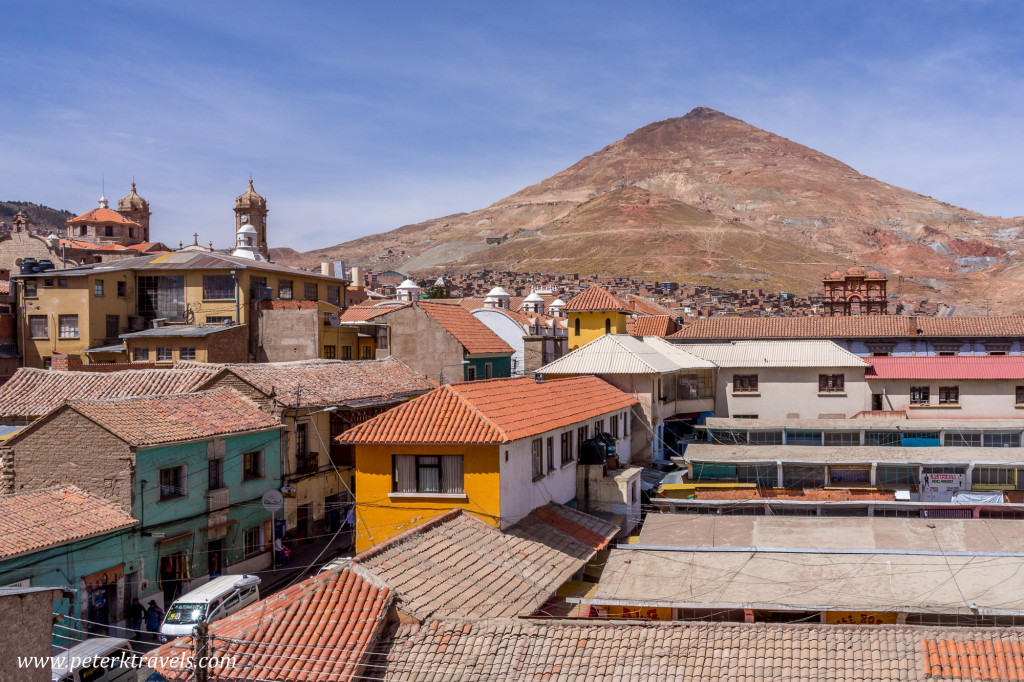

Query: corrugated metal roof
<box><xmin>537</xmin><ymin>334</ymin><xmax>715</xmax><ymax>375</ymax></box>
<box><xmin>120</xmin><ymin>324</ymin><xmax>242</xmax><ymax>339</ymax></box>
<box><xmin>679</xmin><ymin>340</ymin><xmax>869</xmax><ymax>368</ymax></box>
<box><xmin>867</xmin><ymin>355</ymin><xmax>1024</xmax><ymax>380</ymax></box>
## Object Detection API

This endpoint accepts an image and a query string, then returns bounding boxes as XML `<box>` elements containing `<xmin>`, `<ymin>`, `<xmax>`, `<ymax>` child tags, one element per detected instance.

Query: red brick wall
<box><xmin>50</xmin><ymin>354</ymin><xmax>85</xmax><ymax>371</ymax></box>
<box><xmin>207</xmin><ymin>325</ymin><xmax>250</xmax><ymax>363</ymax></box>
<box><xmin>260</xmin><ymin>300</ymin><xmax>317</xmax><ymax>310</ymax></box>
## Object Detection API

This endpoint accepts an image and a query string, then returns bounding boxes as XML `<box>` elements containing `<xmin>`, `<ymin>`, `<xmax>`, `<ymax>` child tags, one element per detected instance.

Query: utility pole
<box><xmin>193</xmin><ymin>619</ymin><xmax>209</xmax><ymax>682</ymax></box>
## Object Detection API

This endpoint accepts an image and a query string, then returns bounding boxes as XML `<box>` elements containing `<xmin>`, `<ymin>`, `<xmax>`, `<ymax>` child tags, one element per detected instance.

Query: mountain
<box><xmin>279</xmin><ymin>108</ymin><xmax>1024</xmax><ymax>312</ymax></box>
<box><xmin>0</xmin><ymin>201</ymin><xmax>74</xmax><ymax>234</ymax></box>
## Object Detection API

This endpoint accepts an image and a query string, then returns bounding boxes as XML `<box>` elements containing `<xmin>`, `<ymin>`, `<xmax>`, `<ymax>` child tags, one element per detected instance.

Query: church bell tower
<box><xmin>234</xmin><ymin>178</ymin><xmax>269</xmax><ymax>260</ymax></box>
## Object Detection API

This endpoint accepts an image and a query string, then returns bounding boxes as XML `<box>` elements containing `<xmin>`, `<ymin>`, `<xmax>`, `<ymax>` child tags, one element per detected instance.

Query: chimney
<box><xmin>321</xmin><ymin>262</ymin><xmax>332</xmax><ymax>277</ymax></box>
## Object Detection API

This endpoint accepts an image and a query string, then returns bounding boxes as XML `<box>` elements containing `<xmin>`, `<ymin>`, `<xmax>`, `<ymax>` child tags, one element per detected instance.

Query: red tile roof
<box><xmin>671</xmin><ymin>315</ymin><xmax>1024</xmax><ymax>340</ymax></box>
<box><xmin>0</xmin><ymin>279</ymin><xmax>8</xmax><ymax>295</ymax></box>
<box><xmin>917</xmin><ymin>316</ymin><xmax>1024</xmax><ymax>337</ymax></box>
<box><xmin>0</xmin><ymin>367</ymin><xmax>220</xmax><ymax>419</ymax></box>
<box><xmin>379</xmin><ymin>619</ymin><xmax>1024</xmax><ymax>681</ymax></box>
<box><xmin>354</xmin><ymin>506</ymin><xmax>617</xmax><ymax>619</ymax></box>
<box><xmin>339</xmin><ymin>302</ymin><xmax>409</xmax><ymax>322</ymax></box>
<box><xmin>626</xmin><ymin>315</ymin><xmax>676</xmax><ymax>337</ymax></box>
<box><xmin>561</xmin><ymin>285</ymin><xmax>632</xmax><ymax>313</ymax></box>
<box><xmin>59</xmin><ymin>388</ymin><xmax>279</xmax><ymax>447</ymax></box>
<box><xmin>0</xmin><ymin>486</ymin><xmax>136</xmax><ymax>559</ymax></box>
<box><xmin>196</xmin><ymin>357</ymin><xmax>436</xmax><ymax>408</ymax></box>
<box><xmin>419</xmin><ymin>302</ymin><xmax>515</xmax><ymax>355</ymax></box>
<box><xmin>66</xmin><ymin>207</ymin><xmax>140</xmax><ymax>226</ymax></box>
<box><xmin>626</xmin><ymin>294</ymin><xmax>676</xmax><ymax>316</ymax></box>
<box><xmin>339</xmin><ymin>376</ymin><xmax>637</xmax><ymax>444</ymax></box>
<box><xmin>867</xmin><ymin>355</ymin><xmax>1024</xmax><ymax>380</ymax></box>
<box><xmin>147</xmin><ymin>565</ymin><xmax>392</xmax><ymax>681</ymax></box>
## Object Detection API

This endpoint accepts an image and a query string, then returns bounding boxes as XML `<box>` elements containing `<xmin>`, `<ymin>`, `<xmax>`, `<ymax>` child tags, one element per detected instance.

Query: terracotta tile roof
<box><xmin>867</xmin><ymin>355</ymin><xmax>1024</xmax><ymax>380</ymax></box>
<box><xmin>561</xmin><ymin>285</ymin><xmax>632</xmax><ymax>313</ymax></box>
<box><xmin>354</xmin><ymin>506</ymin><xmax>616</xmax><ymax>619</ymax></box>
<box><xmin>917</xmin><ymin>316</ymin><xmax>1024</xmax><ymax>337</ymax></box>
<box><xmin>0</xmin><ymin>366</ymin><xmax>220</xmax><ymax>419</ymax></box>
<box><xmin>339</xmin><ymin>376</ymin><xmax>637</xmax><ymax>444</ymax></box>
<box><xmin>61</xmin><ymin>388</ymin><xmax>279</xmax><ymax>447</ymax></box>
<box><xmin>66</xmin><ymin>207</ymin><xmax>140</xmax><ymax>226</ymax></box>
<box><xmin>671</xmin><ymin>314</ymin><xmax>1024</xmax><ymax>340</ymax></box>
<box><xmin>626</xmin><ymin>315</ymin><xmax>676</xmax><ymax>337</ymax></box>
<box><xmin>146</xmin><ymin>564</ymin><xmax>392</xmax><ymax>681</ymax></box>
<box><xmin>195</xmin><ymin>357</ymin><xmax>435</xmax><ymax>408</ymax></box>
<box><xmin>626</xmin><ymin>294</ymin><xmax>676</xmax><ymax>316</ymax></box>
<box><xmin>0</xmin><ymin>279</ymin><xmax>8</xmax><ymax>295</ymax></box>
<box><xmin>339</xmin><ymin>302</ymin><xmax>409</xmax><ymax>322</ymax></box>
<box><xmin>0</xmin><ymin>486</ymin><xmax>136</xmax><ymax>559</ymax></box>
<box><xmin>378</xmin><ymin>619</ymin><xmax>1024</xmax><ymax>681</ymax></box>
<box><xmin>419</xmin><ymin>302</ymin><xmax>515</xmax><ymax>355</ymax></box>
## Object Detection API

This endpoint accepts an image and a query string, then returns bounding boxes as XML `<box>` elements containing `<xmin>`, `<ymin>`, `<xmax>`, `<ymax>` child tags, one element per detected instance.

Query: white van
<box><xmin>160</xmin><ymin>574</ymin><xmax>260</xmax><ymax>638</ymax></box>
<box><xmin>51</xmin><ymin>637</ymin><xmax>137</xmax><ymax>682</ymax></box>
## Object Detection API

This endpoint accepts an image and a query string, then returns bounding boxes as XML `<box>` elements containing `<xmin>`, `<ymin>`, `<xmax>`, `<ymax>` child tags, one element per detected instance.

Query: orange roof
<box><xmin>146</xmin><ymin>565</ymin><xmax>392</xmax><ymax>681</ymax></box>
<box><xmin>66</xmin><ymin>207</ymin><xmax>140</xmax><ymax>226</ymax></box>
<box><xmin>627</xmin><ymin>294</ymin><xmax>676</xmax><ymax>316</ymax></box>
<box><xmin>626</xmin><ymin>315</ymin><xmax>676</xmax><ymax>337</ymax></box>
<box><xmin>339</xmin><ymin>376</ymin><xmax>637</xmax><ymax>444</ymax></box>
<box><xmin>0</xmin><ymin>486</ymin><xmax>137</xmax><ymax>559</ymax></box>
<box><xmin>562</xmin><ymin>285</ymin><xmax>632</xmax><ymax>313</ymax></box>
<box><xmin>419</xmin><ymin>302</ymin><xmax>514</xmax><ymax>355</ymax></box>
<box><xmin>917</xmin><ymin>316</ymin><xmax>1024</xmax><ymax>337</ymax></box>
<box><xmin>0</xmin><ymin>280</ymin><xmax>8</xmax><ymax>295</ymax></box>
<box><xmin>339</xmin><ymin>302</ymin><xmax>409</xmax><ymax>322</ymax></box>
<box><xmin>669</xmin><ymin>315</ymin><xmax>914</xmax><ymax>339</ymax></box>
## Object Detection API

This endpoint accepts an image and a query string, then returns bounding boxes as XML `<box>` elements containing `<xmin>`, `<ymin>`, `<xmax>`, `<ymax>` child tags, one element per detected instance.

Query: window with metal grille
<box><xmin>392</xmin><ymin>455</ymin><xmax>464</xmax><ymax>493</ymax></box>
<box><xmin>910</xmin><ymin>386</ymin><xmax>930</xmax><ymax>405</ymax></box>
<box><xmin>94</xmin><ymin>280</ymin><xmax>104</xmax><ymax>296</ymax></box>
<box><xmin>938</xmin><ymin>386</ymin><xmax>959</xmax><ymax>404</ymax></box>
<box><xmin>361</xmin><ymin>345</ymin><xmax>372</xmax><ymax>359</ymax></box>
<box><xmin>180</xmin><ymin>347</ymin><xmax>196</xmax><ymax>361</ymax></box>
<box><xmin>823</xmin><ymin>431</ymin><xmax>860</xmax><ymax>446</ymax></box>
<box><xmin>736</xmin><ymin>464</ymin><xmax>775</xmax><ymax>486</ymax></box>
<box><xmin>677</xmin><ymin>372</ymin><xmax>711</xmax><ymax>399</ymax></box>
<box><xmin>202</xmin><ymin>274</ymin><xmax>235</xmax><ymax>300</ymax></box>
<box><xmin>58</xmin><ymin>315</ymin><xmax>78</xmax><ymax>339</ymax></box>
<box><xmin>984</xmin><ymin>432</ymin><xmax>1021</xmax><ymax>448</ymax></box>
<box><xmin>278</xmin><ymin>279</ymin><xmax>293</xmax><ymax>300</ymax></box>
<box><xmin>133</xmin><ymin>347</ymin><xmax>149</xmax><ymax>362</ymax></box>
<box><xmin>709</xmin><ymin>429</ymin><xmax>747</xmax><ymax>444</ymax></box>
<box><xmin>785</xmin><ymin>429</ymin><xmax>822</xmax><ymax>446</ymax></box>
<box><xmin>24</xmin><ymin>280</ymin><xmax>37</xmax><ymax>297</ymax></box>
<box><xmin>749</xmin><ymin>430</ymin><xmax>783</xmax><ymax>445</ymax></box>
<box><xmin>249</xmin><ymin>276</ymin><xmax>267</xmax><ymax>295</ymax></box>
<box><xmin>818</xmin><ymin>374</ymin><xmax>845</xmax><ymax>392</ymax></box>
<box><xmin>105</xmin><ymin>315</ymin><xmax>119</xmax><ymax>339</ymax></box>
<box><xmin>296</xmin><ymin>423</ymin><xmax>309</xmax><ymax>456</ymax></box>
<box><xmin>340</xmin><ymin>345</ymin><xmax>353</xmax><ymax>360</ymax></box>
<box><xmin>864</xmin><ymin>431</ymin><xmax>901</xmax><ymax>446</ymax></box>
<box><xmin>944</xmin><ymin>432</ymin><xmax>981</xmax><ymax>447</ymax></box>
<box><xmin>324</xmin><ymin>345</ymin><xmax>336</xmax><ymax>359</ymax></box>
<box><xmin>304</xmin><ymin>282</ymin><xmax>318</xmax><ymax>301</ymax></box>
<box><xmin>159</xmin><ymin>465</ymin><xmax>187</xmax><ymax>500</ymax></box>
<box><xmin>923</xmin><ymin>466</ymin><xmax>964</xmax><ymax>476</ymax></box>
<box><xmin>28</xmin><ymin>315</ymin><xmax>47</xmax><ymax>339</ymax></box>
<box><xmin>327</xmin><ymin>285</ymin><xmax>341</xmax><ymax>306</ymax></box>
<box><xmin>733</xmin><ymin>374</ymin><xmax>758</xmax><ymax>392</ymax></box>
<box><xmin>532</xmin><ymin>439</ymin><xmax>544</xmax><ymax>479</ymax></box>
<box><xmin>156</xmin><ymin>347</ymin><xmax>173</xmax><ymax>362</ymax></box>
<box><xmin>546</xmin><ymin>437</ymin><xmax>554</xmax><ymax>472</ymax></box>
<box><xmin>206</xmin><ymin>315</ymin><xmax>233</xmax><ymax>324</ymax></box>
<box><xmin>973</xmin><ymin>467</ymin><xmax>1015</xmax><ymax>486</ymax></box>
<box><xmin>560</xmin><ymin>431</ymin><xmax>574</xmax><ymax>465</ymax></box>
<box><xmin>782</xmin><ymin>464</ymin><xmax>825</xmax><ymax>488</ymax></box>
<box><xmin>137</xmin><ymin>275</ymin><xmax>185</xmax><ymax>322</ymax></box>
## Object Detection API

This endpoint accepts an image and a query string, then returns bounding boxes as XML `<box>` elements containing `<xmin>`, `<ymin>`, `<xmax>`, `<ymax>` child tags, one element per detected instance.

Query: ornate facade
<box><xmin>234</xmin><ymin>179</ymin><xmax>269</xmax><ymax>260</ymax></box>
<box><xmin>823</xmin><ymin>266</ymin><xmax>888</xmax><ymax>316</ymax></box>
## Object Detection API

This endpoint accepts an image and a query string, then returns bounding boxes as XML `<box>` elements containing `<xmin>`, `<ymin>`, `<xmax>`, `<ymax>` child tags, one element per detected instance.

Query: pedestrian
<box><xmin>145</xmin><ymin>600</ymin><xmax>164</xmax><ymax>642</ymax></box>
<box><xmin>281</xmin><ymin>544</ymin><xmax>291</xmax><ymax>566</ymax></box>
<box><xmin>128</xmin><ymin>597</ymin><xmax>145</xmax><ymax>638</ymax></box>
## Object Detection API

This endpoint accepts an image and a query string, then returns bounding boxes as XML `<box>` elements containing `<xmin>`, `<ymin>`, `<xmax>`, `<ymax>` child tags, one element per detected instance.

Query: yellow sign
<box><xmin>825</xmin><ymin>611</ymin><xmax>897</xmax><ymax>625</ymax></box>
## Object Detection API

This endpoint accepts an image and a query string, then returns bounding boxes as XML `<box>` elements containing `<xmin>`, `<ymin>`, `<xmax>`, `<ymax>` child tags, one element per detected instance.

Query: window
<box><xmin>574</xmin><ymin>318</ymin><xmax>580</xmax><ymax>336</ymax></box>
<box><xmin>208</xmin><ymin>458</ymin><xmax>225</xmax><ymax>490</ymax></box>
<box><xmin>678</xmin><ymin>373</ymin><xmax>710</xmax><ymax>399</ymax></box>
<box><xmin>24</xmin><ymin>279</ymin><xmax>37</xmax><ymax>297</ymax></box>
<box><xmin>824</xmin><ymin>431</ymin><xmax>860</xmax><ymax>446</ymax></box>
<box><xmin>749</xmin><ymin>430</ymin><xmax>784</xmax><ymax>445</ymax></box>
<box><xmin>159</xmin><ymin>466</ymin><xmax>187</xmax><ymax>500</ymax></box>
<box><xmin>785</xmin><ymin>429</ymin><xmax>822</xmax><ymax>446</ymax></box>
<box><xmin>594</xmin><ymin>419</ymin><xmax>605</xmax><ymax>435</ymax></box>
<box><xmin>327</xmin><ymin>285</ymin><xmax>341</xmax><ymax>306</ymax></box>
<box><xmin>604</xmin><ymin>318</ymin><xmax>611</xmax><ymax>334</ymax></box>
<box><xmin>180</xmin><ymin>347</ymin><xmax>196</xmax><ymax>361</ymax></box>
<box><xmin>466</xmin><ymin>365</ymin><xmax>477</xmax><ymax>381</ymax></box>
<box><xmin>984</xmin><ymin>432</ymin><xmax>1021</xmax><ymax>448</ymax></box>
<box><xmin>137</xmin><ymin>275</ymin><xmax>185</xmax><ymax>322</ymax></box>
<box><xmin>910</xmin><ymin>386</ymin><xmax>930</xmax><ymax>405</ymax></box>
<box><xmin>736</xmin><ymin>464</ymin><xmax>776</xmax><ymax>486</ymax></box>
<box><xmin>876</xmin><ymin>465</ymin><xmax>919</xmax><ymax>486</ymax></box>
<box><xmin>945</xmin><ymin>432</ymin><xmax>981</xmax><ymax>447</ymax></box>
<box><xmin>105</xmin><ymin>315</ymin><xmax>119</xmax><ymax>339</ymax></box>
<box><xmin>58</xmin><ymin>314</ymin><xmax>79</xmax><ymax>339</ymax></box>
<box><xmin>156</xmin><ymin>347</ymin><xmax>173</xmax><ymax>362</ymax></box>
<box><xmin>44</xmin><ymin>279</ymin><xmax>53</xmax><ymax>287</ymax></box>
<box><xmin>244</xmin><ymin>527</ymin><xmax>263</xmax><ymax>557</ymax></box>
<box><xmin>361</xmin><ymin>345</ymin><xmax>372</xmax><ymax>359</ymax></box>
<box><xmin>610</xmin><ymin>414</ymin><xmax>619</xmax><ymax>438</ymax></box>
<box><xmin>560</xmin><ymin>431</ymin><xmax>574</xmax><ymax>465</ymax></box>
<box><xmin>659</xmin><ymin>376</ymin><xmax>676</xmax><ymax>402</ymax></box>
<box><xmin>133</xmin><ymin>347</ymin><xmax>150</xmax><ymax>362</ymax></box>
<box><xmin>206</xmin><ymin>315</ymin><xmax>233</xmax><ymax>324</ymax></box>
<box><xmin>94</xmin><ymin>280</ymin><xmax>104</xmax><ymax>296</ymax></box>
<box><xmin>117</xmin><ymin>281</ymin><xmax>127</xmax><ymax>297</ymax></box>
<box><xmin>340</xmin><ymin>345</ymin><xmax>353</xmax><ymax>360</ymax></box>
<box><xmin>733</xmin><ymin>374</ymin><xmax>758</xmax><ymax>393</ymax></box>
<box><xmin>576</xmin><ymin>425</ymin><xmax>589</xmax><ymax>454</ymax></box>
<box><xmin>249</xmin><ymin>276</ymin><xmax>267</xmax><ymax>295</ymax></box>
<box><xmin>546</xmin><ymin>437</ymin><xmax>554</xmax><ymax>472</ymax></box>
<box><xmin>295</xmin><ymin>423</ymin><xmax>309</xmax><ymax>456</ymax></box>
<box><xmin>864</xmin><ymin>430</ymin><xmax>901</xmax><ymax>446</ymax></box>
<box><xmin>324</xmin><ymin>345</ymin><xmax>336</xmax><ymax>359</ymax></box>
<box><xmin>818</xmin><ymin>374</ymin><xmax>845</xmax><ymax>393</ymax></box>
<box><xmin>278</xmin><ymin>280</ymin><xmax>293</xmax><ymax>300</ymax></box>
<box><xmin>938</xmin><ymin>386</ymin><xmax>959</xmax><ymax>405</ymax></box>
<box><xmin>304</xmin><ymin>282</ymin><xmax>318</xmax><ymax>301</ymax></box>
<box><xmin>243</xmin><ymin>451</ymin><xmax>264</xmax><ymax>481</ymax></box>
<box><xmin>202</xmin><ymin>274</ymin><xmax>235</xmax><ymax>300</ymax></box>
<box><xmin>104</xmin><ymin>225</ymin><xmax>114</xmax><ymax>237</ymax></box>
<box><xmin>79</xmin><ymin>225</ymin><xmax>87</xmax><ymax>236</ymax></box>
<box><xmin>484</xmin><ymin>362</ymin><xmax>493</xmax><ymax>379</ymax></box>
<box><xmin>1017</xmin><ymin>386</ymin><xmax>1024</xmax><ymax>405</ymax></box>
<box><xmin>973</xmin><ymin>467</ymin><xmax>1016</xmax><ymax>486</ymax></box>
<box><xmin>392</xmin><ymin>455</ymin><xmax>464</xmax><ymax>494</ymax></box>
<box><xmin>57</xmin><ymin>279</ymin><xmax>67</xmax><ymax>287</ymax></box>
<box><xmin>29</xmin><ymin>315</ymin><xmax>47</xmax><ymax>339</ymax></box>
<box><xmin>532</xmin><ymin>439</ymin><xmax>544</xmax><ymax>480</ymax></box>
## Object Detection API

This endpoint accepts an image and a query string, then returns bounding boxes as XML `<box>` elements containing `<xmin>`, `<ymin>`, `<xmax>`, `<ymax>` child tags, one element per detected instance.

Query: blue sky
<box><xmin>3</xmin><ymin>1</ymin><xmax>1023</xmax><ymax>252</ymax></box>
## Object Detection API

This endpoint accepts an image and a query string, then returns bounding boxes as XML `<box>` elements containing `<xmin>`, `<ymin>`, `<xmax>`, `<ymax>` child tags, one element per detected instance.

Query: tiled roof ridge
<box><xmin>64</xmin><ymin>386</ymin><xmax>245</xmax><ymax>407</ymax></box>
<box><xmin>562</xmin><ymin>285</ymin><xmax>632</xmax><ymax>312</ymax></box>
<box><xmin>0</xmin><ymin>483</ymin><xmax>89</xmax><ymax>498</ymax></box>
<box><xmin>448</xmin><ymin>384</ymin><xmax>515</xmax><ymax>442</ymax></box>
<box><xmin>530</xmin><ymin>503</ymin><xmax>613</xmax><ymax>551</ymax></box>
<box><xmin>418</xmin><ymin>301</ymin><xmax>515</xmax><ymax>355</ymax></box>
<box><xmin>352</xmin><ymin>509</ymin><xmax>472</xmax><ymax>563</ymax></box>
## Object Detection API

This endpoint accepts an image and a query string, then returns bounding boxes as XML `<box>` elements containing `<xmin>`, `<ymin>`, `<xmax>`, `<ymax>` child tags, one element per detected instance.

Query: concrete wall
<box><xmin>868</xmin><ymin>378</ymin><xmax>1024</xmax><ymax>418</ymax></box>
<box><xmin>384</xmin><ymin>305</ymin><xmax>467</xmax><ymax>382</ymax></box>
<box><xmin>576</xmin><ymin>465</ymin><xmax>643</xmax><ymax>534</ymax></box>
<box><xmin>4</xmin><ymin>409</ymin><xmax>134</xmax><ymax>510</ymax></box>
<box><xmin>471</xmin><ymin>308</ymin><xmax>525</xmax><ymax>373</ymax></box>
<box><xmin>0</xmin><ymin>589</ymin><xmax>63</xmax><ymax>682</ymax></box>
<box><xmin>254</xmin><ymin>305</ymin><xmax>319</xmax><ymax>361</ymax></box>
<box><xmin>716</xmin><ymin>367</ymin><xmax>870</xmax><ymax>419</ymax></box>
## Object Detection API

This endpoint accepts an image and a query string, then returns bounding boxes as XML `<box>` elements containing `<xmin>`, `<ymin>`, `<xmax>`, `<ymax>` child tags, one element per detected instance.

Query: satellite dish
<box><xmin>328</xmin><ymin>313</ymin><xmax>340</xmax><ymax>327</ymax></box>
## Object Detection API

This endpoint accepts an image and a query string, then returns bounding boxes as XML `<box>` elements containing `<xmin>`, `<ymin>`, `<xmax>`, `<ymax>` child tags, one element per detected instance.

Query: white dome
<box><xmin>434</xmin><ymin>276</ymin><xmax>445</xmax><ymax>287</ymax></box>
<box><xmin>238</xmin><ymin>224</ymin><xmax>258</xmax><ymax>236</ymax></box>
<box><xmin>397</xmin><ymin>279</ymin><xmax>419</xmax><ymax>290</ymax></box>
<box><xmin>550</xmin><ymin>298</ymin><xmax>566</xmax><ymax>307</ymax></box>
<box><xmin>486</xmin><ymin>286</ymin><xmax>510</xmax><ymax>297</ymax></box>
<box><xmin>523</xmin><ymin>291</ymin><xmax>544</xmax><ymax>303</ymax></box>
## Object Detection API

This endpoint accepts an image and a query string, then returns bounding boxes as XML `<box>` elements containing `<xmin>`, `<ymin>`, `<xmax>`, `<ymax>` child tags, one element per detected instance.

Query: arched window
<box><xmin>574</xmin><ymin>318</ymin><xmax>580</xmax><ymax>336</ymax></box>
<box><xmin>605</xmin><ymin>318</ymin><xmax>611</xmax><ymax>334</ymax></box>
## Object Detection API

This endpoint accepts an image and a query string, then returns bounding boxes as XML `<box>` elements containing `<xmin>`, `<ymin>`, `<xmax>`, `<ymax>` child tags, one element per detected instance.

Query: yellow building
<box><xmin>338</xmin><ymin>375</ymin><xmax>638</xmax><ymax>552</ymax></box>
<box><xmin>562</xmin><ymin>286</ymin><xmax>633</xmax><ymax>350</ymax></box>
<box><xmin>12</xmin><ymin>251</ymin><xmax>349</xmax><ymax>368</ymax></box>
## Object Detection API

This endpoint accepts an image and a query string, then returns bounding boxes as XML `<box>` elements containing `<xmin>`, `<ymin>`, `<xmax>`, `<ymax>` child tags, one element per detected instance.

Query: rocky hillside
<box><xmin>0</xmin><ymin>201</ymin><xmax>73</xmax><ymax>234</ymax></box>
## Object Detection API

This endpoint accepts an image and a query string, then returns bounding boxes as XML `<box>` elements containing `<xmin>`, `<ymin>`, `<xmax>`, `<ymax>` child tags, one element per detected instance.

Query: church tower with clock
<box><xmin>234</xmin><ymin>178</ymin><xmax>269</xmax><ymax>260</ymax></box>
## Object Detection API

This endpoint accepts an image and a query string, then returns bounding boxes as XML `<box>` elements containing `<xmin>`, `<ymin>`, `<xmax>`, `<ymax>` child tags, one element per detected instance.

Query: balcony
<box><xmin>206</xmin><ymin>487</ymin><xmax>230</xmax><ymax>512</ymax></box>
<box><xmin>296</xmin><ymin>451</ymin><xmax>320</xmax><ymax>476</ymax></box>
